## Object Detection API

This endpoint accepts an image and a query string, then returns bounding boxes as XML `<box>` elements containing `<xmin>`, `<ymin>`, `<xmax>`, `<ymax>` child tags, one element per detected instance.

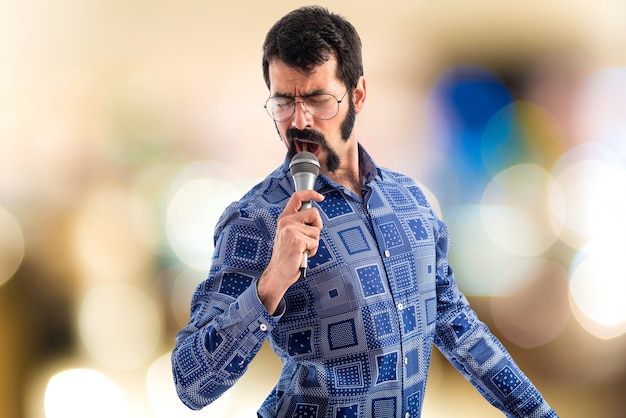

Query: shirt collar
<box><xmin>281</xmin><ymin>142</ymin><xmax>384</xmax><ymax>187</ymax></box>
<box><xmin>358</xmin><ymin>143</ymin><xmax>383</xmax><ymax>184</ymax></box>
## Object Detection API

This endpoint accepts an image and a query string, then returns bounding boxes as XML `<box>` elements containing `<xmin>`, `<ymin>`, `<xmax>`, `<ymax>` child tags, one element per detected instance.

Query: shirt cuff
<box><xmin>234</xmin><ymin>279</ymin><xmax>284</xmax><ymax>334</ymax></box>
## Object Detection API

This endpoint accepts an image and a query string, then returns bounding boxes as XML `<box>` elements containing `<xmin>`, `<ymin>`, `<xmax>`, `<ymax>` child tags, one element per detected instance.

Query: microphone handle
<box><xmin>299</xmin><ymin>199</ymin><xmax>312</xmax><ymax>279</ymax></box>
<box><xmin>300</xmin><ymin>252</ymin><xmax>309</xmax><ymax>279</ymax></box>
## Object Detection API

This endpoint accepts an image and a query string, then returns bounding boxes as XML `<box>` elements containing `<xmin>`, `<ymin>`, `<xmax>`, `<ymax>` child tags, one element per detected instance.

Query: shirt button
<box><xmin>405</xmin><ymin>413</ymin><xmax>410</xmax><ymax>418</ymax></box>
<box><xmin>384</xmin><ymin>250</ymin><xmax>390</xmax><ymax>257</ymax></box>
<box><xmin>397</xmin><ymin>303</ymin><xmax>404</xmax><ymax>311</ymax></box>
<box><xmin>404</xmin><ymin>357</ymin><xmax>408</xmax><ymax>365</ymax></box>
<box><xmin>259</xmin><ymin>323</ymin><xmax>268</xmax><ymax>332</ymax></box>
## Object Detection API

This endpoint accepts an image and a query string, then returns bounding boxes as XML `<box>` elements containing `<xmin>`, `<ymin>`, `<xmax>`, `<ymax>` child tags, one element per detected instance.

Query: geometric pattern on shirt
<box><xmin>407</xmin><ymin>389</ymin><xmax>421</xmax><ymax>415</ymax></box>
<box><xmin>218</xmin><ymin>272</ymin><xmax>254</xmax><ymax>298</ymax></box>
<box><xmin>414</xmin><ymin>255</ymin><xmax>435</xmax><ymax>288</ymax></box>
<box><xmin>356</xmin><ymin>264</ymin><xmax>386</xmax><ymax>298</ymax></box>
<box><xmin>320</xmin><ymin>309</ymin><xmax>368</xmax><ymax>357</ymax></box>
<box><xmin>401</xmin><ymin>304</ymin><xmax>418</xmax><ymax>334</ymax></box>
<box><xmin>491</xmin><ymin>365</ymin><xmax>523</xmax><ymax>397</ymax></box>
<box><xmin>516</xmin><ymin>387</ymin><xmax>543</xmax><ymax>416</ymax></box>
<box><xmin>407</xmin><ymin>218</ymin><xmax>430</xmax><ymax>242</ymax></box>
<box><xmin>284</xmin><ymin>395</ymin><xmax>327</xmax><ymax>418</ymax></box>
<box><xmin>224</xmin><ymin>353</ymin><xmax>246</xmax><ymax>374</ymax></box>
<box><xmin>329</xmin><ymin>352</ymin><xmax>370</xmax><ymax>392</ymax></box>
<box><xmin>295</xmin><ymin>402</ymin><xmax>318</xmax><ymax>417</ymax></box>
<box><xmin>259</xmin><ymin>177</ymin><xmax>291</xmax><ymax>205</ymax></box>
<box><xmin>425</xmin><ymin>296</ymin><xmax>437</xmax><ymax>326</ymax></box>
<box><xmin>390</xmin><ymin>261</ymin><xmax>414</xmax><ymax>290</ymax></box>
<box><xmin>468</xmin><ymin>338</ymin><xmax>495</xmax><ymax>366</ymax></box>
<box><xmin>307</xmin><ymin>237</ymin><xmax>334</xmax><ymax>269</ymax></box>
<box><xmin>451</xmin><ymin>312</ymin><xmax>472</xmax><ymax>341</ymax></box>
<box><xmin>372</xmin><ymin>214</ymin><xmax>413</xmax><ymax>258</ymax></box>
<box><xmin>365</xmin><ymin>184</ymin><xmax>385</xmax><ymax>210</ymax></box>
<box><xmin>284</xmin><ymin>290</ymin><xmax>309</xmax><ymax>317</ymax></box>
<box><xmin>303</xmin><ymin>364</ymin><xmax>322</xmax><ymax>388</ymax></box>
<box><xmin>379</xmin><ymin>221</ymin><xmax>404</xmax><ymax>248</ymax></box>
<box><xmin>338</xmin><ymin>226</ymin><xmax>371</xmax><ymax>255</ymax></box>
<box><xmin>406</xmin><ymin>185</ymin><xmax>430</xmax><ymax>208</ymax></box>
<box><xmin>382</xmin><ymin>185</ymin><xmax>413</xmax><ymax>209</ymax></box>
<box><xmin>371</xmin><ymin>396</ymin><xmax>397</xmax><ymax>418</ymax></box>
<box><xmin>310</xmin><ymin>270</ymin><xmax>359</xmax><ymax>318</ymax></box>
<box><xmin>336</xmin><ymin>404</ymin><xmax>358</xmax><ymax>418</ymax></box>
<box><xmin>375</xmin><ymin>351</ymin><xmax>398</xmax><ymax>384</ymax></box>
<box><xmin>175</xmin><ymin>338</ymin><xmax>206</xmax><ymax>380</ymax></box>
<box><xmin>224</xmin><ymin>225</ymin><xmax>266</xmax><ymax>270</ymax></box>
<box><xmin>405</xmin><ymin>347</ymin><xmax>420</xmax><ymax>378</ymax></box>
<box><xmin>328</xmin><ymin>319</ymin><xmax>358</xmax><ymax>351</ymax></box>
<box><xmin>288</xmin><ymin>329</ymin><xmax>313</xmax><ymax>356</ymax></box>
<box><xmin>360</xmin><ymin>301</ymin><xmax>401</xmax><ymax>350</ymax></box>
<box><xmin>317</xmin><ymin>189</ymin><xmax>354</xmax><ymax>219</ymax></box>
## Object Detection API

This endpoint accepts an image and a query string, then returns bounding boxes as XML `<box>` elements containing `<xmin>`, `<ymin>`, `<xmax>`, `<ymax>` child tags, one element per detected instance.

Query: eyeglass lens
<box><xmin>265</xmin><ymin>92</ymin><xmax>345</xmax><ymax>122</ymax></box>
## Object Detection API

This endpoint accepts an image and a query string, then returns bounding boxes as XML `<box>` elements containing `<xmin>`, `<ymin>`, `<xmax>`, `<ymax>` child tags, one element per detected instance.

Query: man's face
<box><xmin>267</xmin><ymin>57</ymin><xmax>364</xmax><ymax>175</ymax></box>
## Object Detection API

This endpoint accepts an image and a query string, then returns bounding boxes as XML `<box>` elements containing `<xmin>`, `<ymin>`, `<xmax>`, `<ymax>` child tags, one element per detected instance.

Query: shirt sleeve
<box><xmin>431</xmin><ymin>217</ymin><xmax>559</xmax><ymax>418</ymax></box>
<box><xmin>171</xmin><ymin>204</ymin><xmax>283</xmax><ymax>410</ymax></box>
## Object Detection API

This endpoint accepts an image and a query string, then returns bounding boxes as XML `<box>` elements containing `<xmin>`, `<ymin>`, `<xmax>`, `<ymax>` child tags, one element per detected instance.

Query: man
<box><xmin>171</xmin><ymin>6</ymin><xmax>558</xmax><ymax>418</ymax></box>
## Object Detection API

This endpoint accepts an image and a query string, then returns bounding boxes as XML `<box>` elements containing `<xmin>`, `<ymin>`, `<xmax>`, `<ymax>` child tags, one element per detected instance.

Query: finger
<box><xmin>299</xmin><ymin>207</ymin><xmax>323</xmax><ymax>230</ymax></box>
<box><xmin>286</xmin><ymin>190</ymin><xmax>325</xmax><ymax>213</ymax></box>
<box><xmin>302</xmin><ymin>229</ymin><xmax>321</xmax><ymax>256</ymax></box>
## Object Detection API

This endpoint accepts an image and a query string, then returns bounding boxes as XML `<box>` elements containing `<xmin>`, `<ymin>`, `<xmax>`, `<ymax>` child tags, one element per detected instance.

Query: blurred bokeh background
<box><xmin>1</xmin><ymin>1</ymin><xmax>625</xmax><ymax>417</ymax></box>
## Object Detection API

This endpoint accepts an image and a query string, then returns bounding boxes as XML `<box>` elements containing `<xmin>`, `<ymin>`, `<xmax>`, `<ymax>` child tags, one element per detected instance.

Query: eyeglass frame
<box><xmin>263</xmin><ymin>89</ymin><xmax>350</xmax><ymax>122</ymax></box>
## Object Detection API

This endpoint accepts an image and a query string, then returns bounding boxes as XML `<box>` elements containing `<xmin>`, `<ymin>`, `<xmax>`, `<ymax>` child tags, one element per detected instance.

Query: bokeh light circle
<box><xmin>445</xmin><ymin>205</ymin><xmax>521</xmax><ymax>296</ymax></box>
<box><xmin>549</xmin><ymin>142</ymin><xmax>625</xmax><ymax>249</ymax></box>
<box><xmin>573</xmin><ymin>66</ymin><xmax>626</xmax><ymax>157</ymax></box>
<box><xmin>481</xmin><ymin>164</ymin><xmax>562</xmax><ymax>257</ymax></box>
<box><xmin>78</xmin><ymin>283</ymin><xmax>161</xmax><ymax>370</ymax></box>
<box><xmin>170</xmin><ymin>266</ymin><xmax>206</xmax><ymax>328</ymax></box>
<box><xmin>569</xmin><ymin>242</ymin><xmax>626</xmax><ymax>339</ymax></box>
<box><xmin>44</xmin><ymin>368</ymin><xmax>128</xmax><ymax>418</ymax></box>
<box><xmin>165</xmin><ymin>166</ymin><xmax>245</xmax><ymax>270</ymax></box>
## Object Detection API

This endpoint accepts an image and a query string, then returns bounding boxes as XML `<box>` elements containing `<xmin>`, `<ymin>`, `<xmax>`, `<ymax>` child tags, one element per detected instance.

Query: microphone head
<box><xmin>289</xmin><ymin>151</ymin><xmax>320</xmax><ymax>192</ymax></box>
<box><xmin>289</xmin><ymin>151</ymin><xmax>320</xmax><ymax>176</ymax></box>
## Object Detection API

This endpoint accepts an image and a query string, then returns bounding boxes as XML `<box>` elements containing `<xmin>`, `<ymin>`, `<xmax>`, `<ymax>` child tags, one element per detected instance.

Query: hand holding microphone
<box><xmin>289</xmin><ymin>151</ymin><xmax>320</xmax><ymax>279</ymax></box>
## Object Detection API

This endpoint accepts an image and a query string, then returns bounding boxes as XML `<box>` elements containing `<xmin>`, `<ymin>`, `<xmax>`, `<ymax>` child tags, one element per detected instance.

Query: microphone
<box><xmin>289</xmin><ymin>151</ymin><xmax>320</xmax><ymax>279</ymax></box>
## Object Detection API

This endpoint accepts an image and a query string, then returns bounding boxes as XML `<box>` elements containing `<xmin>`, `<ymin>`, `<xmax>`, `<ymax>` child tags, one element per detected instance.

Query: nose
<box><xmin>292</xmin><ymin>100</ymin><xmax>313</xmax><ymax>130</ymax></box>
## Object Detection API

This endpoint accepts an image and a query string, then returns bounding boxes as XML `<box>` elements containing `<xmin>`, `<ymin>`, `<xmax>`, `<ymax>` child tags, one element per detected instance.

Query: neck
<box><xmin>325</xmin><ymin>148</ymin><xmax>363</xmax><ymax>197</ymax></box>
<box><xmin>333</xmin><ymin>172</ymin><xmax>363</xmax><ymax>198</ymax></box>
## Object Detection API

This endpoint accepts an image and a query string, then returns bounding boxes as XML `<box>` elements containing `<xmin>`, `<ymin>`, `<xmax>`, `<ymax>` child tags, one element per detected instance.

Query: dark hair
<box><xmin>262</xmin><ymin>6</ymin><xmax>363</xmax><ymax>91</ymax></box>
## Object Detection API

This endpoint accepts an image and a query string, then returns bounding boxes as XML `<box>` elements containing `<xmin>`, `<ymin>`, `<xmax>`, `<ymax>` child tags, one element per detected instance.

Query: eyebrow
<box><xmin>271</xmin><ymin>88</ymin><xmax>330</xmax><ymax>98</ymax></box>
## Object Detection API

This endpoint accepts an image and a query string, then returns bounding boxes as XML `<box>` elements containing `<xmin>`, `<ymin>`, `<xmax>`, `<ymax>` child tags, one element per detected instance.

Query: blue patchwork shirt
<box><xmin>171</xmin><ymin>145</ymin><xmax>558</xmax><ymax>418</ymax></box>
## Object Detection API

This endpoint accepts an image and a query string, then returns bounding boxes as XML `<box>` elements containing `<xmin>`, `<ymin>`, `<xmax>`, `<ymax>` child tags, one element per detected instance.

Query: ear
<box><xmin>353</xmin><ymin>76</ymin><xmax>366</xmax><ymax>113</ymax></box>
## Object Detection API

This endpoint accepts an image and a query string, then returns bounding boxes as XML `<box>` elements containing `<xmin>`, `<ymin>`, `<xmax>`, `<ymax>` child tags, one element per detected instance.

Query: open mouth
<box><xmin>295</xmin><ymin>139</ymin><xmax>320</xmax><ymax>155</ymax></box>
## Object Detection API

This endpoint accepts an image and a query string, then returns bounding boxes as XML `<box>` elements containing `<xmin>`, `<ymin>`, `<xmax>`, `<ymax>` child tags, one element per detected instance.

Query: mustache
<box><xmin>286</xmin><ymin>128</ymin><xmax>326</xmax><ymax>144</ymax></box>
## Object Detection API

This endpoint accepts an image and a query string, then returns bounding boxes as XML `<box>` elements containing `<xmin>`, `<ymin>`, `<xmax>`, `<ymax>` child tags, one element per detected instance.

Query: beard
<box><xmin>285</xmin><ymin>96</ymin><xmax>356</xmax><ymax>174</ymax></box>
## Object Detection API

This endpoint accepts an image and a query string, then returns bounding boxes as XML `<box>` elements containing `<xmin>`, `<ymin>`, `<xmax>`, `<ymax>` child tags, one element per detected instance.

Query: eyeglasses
<box><xmin>264</xmin><ymin>89</ymin><xmax>349</xmax><ymax>122</ymax></box>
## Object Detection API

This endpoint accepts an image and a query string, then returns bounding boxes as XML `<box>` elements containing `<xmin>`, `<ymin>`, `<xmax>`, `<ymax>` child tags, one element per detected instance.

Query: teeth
<box><xmin>302</xmin><ymin>142</ymin><xmax>308</xmax><ymax>152</ymax></box>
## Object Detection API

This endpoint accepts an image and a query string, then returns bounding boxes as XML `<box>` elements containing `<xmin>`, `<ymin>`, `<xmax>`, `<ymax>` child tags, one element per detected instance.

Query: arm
<box><xmin>171</xmin><ymin>215</ymin><xmax>279</xmax><ymax>410</ymax></box>
<box><xmin>171</xmin><ymin>190</ymin><xmax>324</xmax><ymax>410</ymax></box>
<box><xmin>431</xmin><ymin>218</ymin><xmax>558</xmax><ymax>418</ymax></box>
<box><xmin>257</xmin><ymin>189</ymin><xmax>324</xmax><ymax>314</ymax></box>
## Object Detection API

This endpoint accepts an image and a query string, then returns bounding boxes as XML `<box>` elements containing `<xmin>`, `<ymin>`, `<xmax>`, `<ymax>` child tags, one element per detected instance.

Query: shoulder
<box><xmin>215</xmin><ymin>165</ymin><xmax>293</xmax><ymax>234</ymax></box>
<box><xmin>377</xmin><ymin>166</ymin><xmax>432</xmax><ymax>209</ymax></box>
